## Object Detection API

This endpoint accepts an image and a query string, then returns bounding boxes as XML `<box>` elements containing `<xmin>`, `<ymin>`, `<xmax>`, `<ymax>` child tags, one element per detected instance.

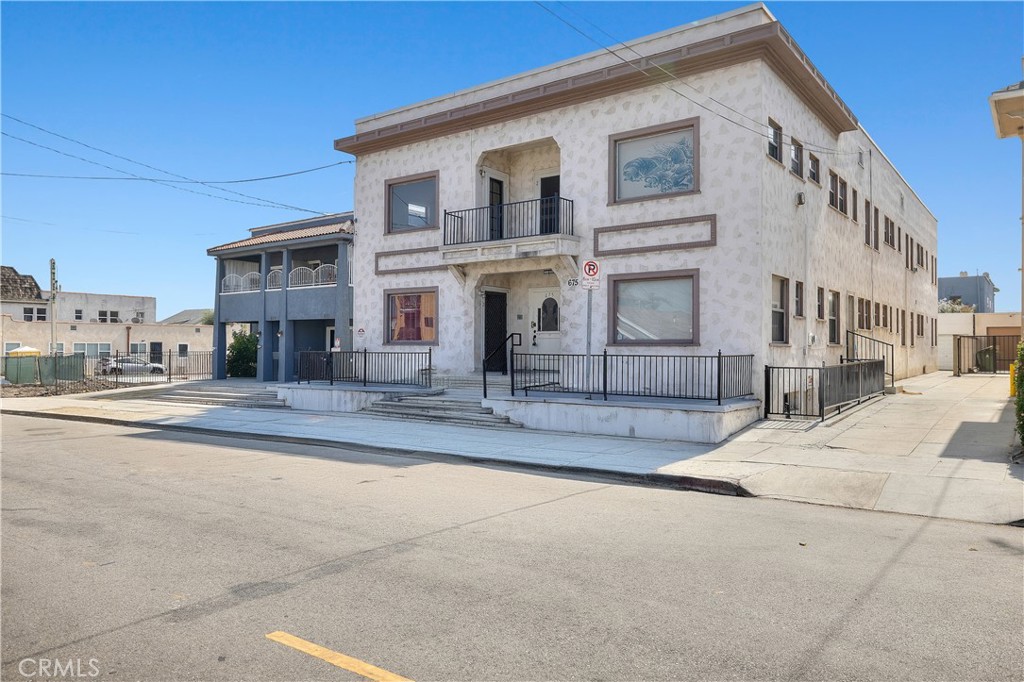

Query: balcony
<box><xmin>441</xmin><ymin>197</ymin><xmax>578</xmax><ymax>266</ymax></box>
<box><xmin>220</xmin><ymin>264</ymin><xmax>338</xmax><ymax>293</ymax></box>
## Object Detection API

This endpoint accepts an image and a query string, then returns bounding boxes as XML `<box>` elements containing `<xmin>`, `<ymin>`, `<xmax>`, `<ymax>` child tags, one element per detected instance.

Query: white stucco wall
<box><xmin>0</xmin><ymin>316</ymin><xmax>214</xmax><ymax>354</ymax></box>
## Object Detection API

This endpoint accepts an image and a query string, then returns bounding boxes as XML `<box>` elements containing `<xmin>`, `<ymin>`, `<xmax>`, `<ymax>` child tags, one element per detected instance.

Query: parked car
<box><xmin>96</xmin><ymin>356</ymin><xmax>166</xmax><ymax>375</ymax></box>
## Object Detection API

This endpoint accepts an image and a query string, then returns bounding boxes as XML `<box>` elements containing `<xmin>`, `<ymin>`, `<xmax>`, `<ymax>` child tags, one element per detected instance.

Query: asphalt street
<box><xmin>2</xmin><ymin>414</ymin><xmax>1022</xmax><ymax>681</ymax></box>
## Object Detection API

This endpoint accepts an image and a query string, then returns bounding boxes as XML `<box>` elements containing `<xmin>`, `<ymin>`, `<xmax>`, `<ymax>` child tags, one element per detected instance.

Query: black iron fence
<box><xmin>507</xmin><ymin>350</ymin><xmax>754</xmax><ymax>404</ymax></box>
<box><xmin>1</xmin><ymin>351</ymin><xmax>213</xmax><ymax>392</ymax></box>
<box><xmin>953</xmin><ymin>335</ymin><xmax>1020</xmax><ymax>375</ymax></box>
<box><xmin>296</xmin><ymin>349</ymin><xmax>432</xmax><ymax>388</ymax></box>
<box><xmin>444</xmin><ymin>196</ymin><xmax>574</xmax><ymax>246</ymax></box>
<box><xmin>764</xmin><ymin>358</ymin><xmax>885</xmax><ymax>420</ymax></box>
<box><xmin>846</xmin><ymin>330</ymin><xmax>894</xmax><ymax>387</ymax></box>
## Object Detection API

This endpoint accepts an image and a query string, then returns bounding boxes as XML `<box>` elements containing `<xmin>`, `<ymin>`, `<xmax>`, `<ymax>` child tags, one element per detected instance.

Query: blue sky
<box><xmin>2</xmin><ymin>1</ymin><xmax>1022</xmax><ymax>317</ymax></box>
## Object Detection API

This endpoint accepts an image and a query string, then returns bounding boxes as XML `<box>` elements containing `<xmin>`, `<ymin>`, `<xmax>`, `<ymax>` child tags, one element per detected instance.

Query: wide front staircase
<box><xmin>358</xmin><ymin>373</ymin><xmax>521</xmax><ymax>429</ymax></box>
<box><xmin>135</xmin><ymin>382</ymin><xmax>288</xmax><ymax>409</ymax></box>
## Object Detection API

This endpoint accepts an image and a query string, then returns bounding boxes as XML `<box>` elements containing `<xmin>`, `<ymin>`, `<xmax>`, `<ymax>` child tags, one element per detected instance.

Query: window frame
<box><xmin>607</xmin><ymin>269</ymin><xmax>700</xmax><ymax>347</ymax></box>
<box><xmin>828</xmin><ymin>172</ymin><xmax>839</xmax><ymax>209</ymax></box>
<box><xmin>790</xmin><ymin>139</ymin><xmax>804</xmax><ymax>177</ymax></box>
<box><xmin>808</xmin><ymin>155</ymin><xmax>820</xmax><ymax>184</ymax></box>
<box><xmin>816</xmin><ymin>287</ymin><xmax>825</xmax><ymax>320</ymax></box>
<box><xmin>607</xmin><ymin>117</ymin><xmax>701</xmax><ymax>205</ymax></box>
<box><xmin>74</xmin><ymin>309</ymin><xmax>83</xmax><ymax>321</ymax></box>
<box><xmin>383</xmin><ymin>287</ymin><xmax>440</xmax><ymax>346</ymax></box>
<box><xmin>828</xmin><ymin>290</ymin><xmax>841</xmax><ymax>344</ymax></box>
<box><xmin>837</xmin><ymin>178</ymin><xmax>848</xmax><ymax>215</ymax></box>
<box><xmin>794</xmin><ymin>281</ymin><xmax>804</xmax><ymax>318</ymax></box>
<box><xmin>767</xmin><ymin>119</ymin><xmax>782</xmax><ymax>163</ymax></box>
<box><xmin>384</xmin><ymin>171</ymin><xmax>440</xmax><ymax>235</ymax></box>
<box><xmin>771</xmin><ymin>275</ymin><xmax>789</xmax><ymax>344</ymax></box>
<box><xmin>22</xmin><ymin>307</ymin><xmax>34</xmax><ymax>322</ymax></box>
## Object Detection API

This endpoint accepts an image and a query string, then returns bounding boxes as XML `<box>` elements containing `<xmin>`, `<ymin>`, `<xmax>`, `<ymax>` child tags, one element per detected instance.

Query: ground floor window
<box><xmin>828</xmin><ymin>291</ymin><xmax>840</xmax><ymax>344</ymax></box>
<box><xmin>178</xmin><ymin>343</ymin><xmax>189</xmax><ymax>357</ymax></box>
<box><xmin>130</xmin><ymin>342</ymin><xmax>147</xmax><ymax>355</ymax></box>
<box><xmin>5</xmin><ymin>342</ymin><xmax>21</xmax><ymax>354</ymax></box>
<box><xmin>771</xmin><ymin>275</ymin><xmax>788</xmax><ymax>343</ymax></box>
<box><xmin>609</xmin><ymin>270</ymin><xmax>698</xmax><ymax>345</ymax></box>
<box><xmin>73</xmin><ymin>342</ymin><xmax>111</xmax><ymax>357</ymax></box>
<box><xmin>386</xmin><ymin>289</ymin><xmax>438</xmax><ymax>343</ymax></box>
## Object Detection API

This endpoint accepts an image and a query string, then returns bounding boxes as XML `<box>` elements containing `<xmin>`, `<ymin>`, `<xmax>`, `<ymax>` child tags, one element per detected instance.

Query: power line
<box><xmin>2</xmin><ymin>160</ymin><xmax>352</xmax><ymax>183</ymax></box>
<box><xmin>535</xmin><ymin>2</ymin><xmax>859</xmax><ymax>157</ymax></box>
<box><xmin>1</xmin><ymin>115</ymin><xmax>331</xmax><ymax>214</ymax></box>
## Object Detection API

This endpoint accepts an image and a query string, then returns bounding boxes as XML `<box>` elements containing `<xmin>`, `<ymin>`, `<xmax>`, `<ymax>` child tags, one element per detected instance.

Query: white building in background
<box><xmin>0</xmin><ymin>265</ymin><xmax>212</xmax><ymax>358</ymax></box>
<box><xmin>333</xmin><ymin>3</ymin><xmax>938</xmax><ymax>398</ymax></box>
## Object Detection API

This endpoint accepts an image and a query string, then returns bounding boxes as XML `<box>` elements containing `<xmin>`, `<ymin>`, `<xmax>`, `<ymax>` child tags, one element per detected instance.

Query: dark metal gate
<box><xmin>953</xmin><ymin>335</ymin><xmax>1020</xmax><ymax>374</ymax></box>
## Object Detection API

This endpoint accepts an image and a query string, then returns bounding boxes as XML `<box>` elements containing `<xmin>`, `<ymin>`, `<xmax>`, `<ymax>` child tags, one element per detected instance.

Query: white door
<box><xmin>528</xmin><ymin>287</ymin><xmax>561</xmax><ymax>356</ymax></box>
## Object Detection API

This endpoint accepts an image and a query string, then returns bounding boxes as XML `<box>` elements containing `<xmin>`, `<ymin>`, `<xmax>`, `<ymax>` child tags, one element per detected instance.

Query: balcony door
<box><xmin>539</xmin><ymin>175</ymin><xmax>560</xmax><ymax>234</ymax></box>
<box><xmin>488</xmin><ymin>177</ymin><xmax>504</xmax><ymax>241</ymax></box>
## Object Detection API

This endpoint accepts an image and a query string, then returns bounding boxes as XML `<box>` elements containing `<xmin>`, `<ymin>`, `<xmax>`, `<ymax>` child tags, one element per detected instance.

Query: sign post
<box><xmin>580</xmin><ymin>260</ymin><xmax>600</xmax><ymax>391</ymax></box>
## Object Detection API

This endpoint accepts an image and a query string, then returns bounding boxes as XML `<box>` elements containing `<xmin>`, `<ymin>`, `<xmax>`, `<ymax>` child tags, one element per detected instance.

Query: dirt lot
<box><xmin>1</xmin><ymin>378</ymin><xmax>137</xmax><ymax>398</ymax></box>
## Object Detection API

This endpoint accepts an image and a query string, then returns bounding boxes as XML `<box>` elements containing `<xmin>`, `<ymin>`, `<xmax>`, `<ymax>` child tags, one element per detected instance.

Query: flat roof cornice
<box><xmin>334</xmin><ymin>20</ymin><xmax>857</xmax><ymax>156</ymax></box>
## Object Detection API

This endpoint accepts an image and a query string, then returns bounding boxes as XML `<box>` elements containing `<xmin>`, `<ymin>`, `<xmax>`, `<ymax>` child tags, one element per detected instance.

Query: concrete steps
<box><xmin>139</xmin><ymin>383</ymin><xmax>289</xmax><ymax>409</ymax></box>
<box><xmin>360</xmin><ymin>394</ymin><xmax>521</xmax><ymax>429</ymax></box>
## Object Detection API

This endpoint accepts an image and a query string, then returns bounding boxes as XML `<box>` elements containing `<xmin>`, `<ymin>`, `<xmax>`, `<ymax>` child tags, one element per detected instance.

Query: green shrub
<box><xmin>226</xmin><ymin>330</ymin><xmax>257</xmax><ymax>377</ymax></box>
<box><xmin>1017</xmin><ymin>341</ymin><xmax>1024</xmax><ymax>448</ymax></box>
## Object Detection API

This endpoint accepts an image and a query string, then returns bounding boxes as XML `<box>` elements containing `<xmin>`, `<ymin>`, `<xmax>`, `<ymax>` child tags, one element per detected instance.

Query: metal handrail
<box><xmin>444</xmin><ymin>196</ymin><xmax>574</xmax><ymax>246</ymax></box>
<box><xmin>482</xmin><ymin>333</ymin><xmax>522</xmax><ymax>399</ymax></box>
<box><xmin>845</xmin><ymin>330</ymin><xmax>895</xmax><ymax>387</ymax></box>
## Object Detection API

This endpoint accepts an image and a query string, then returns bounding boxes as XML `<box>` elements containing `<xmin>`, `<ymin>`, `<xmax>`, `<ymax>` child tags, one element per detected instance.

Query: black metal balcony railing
<box><xmin>444</xmin><ymin>196</ymin><xmax>574</xmax><ymax>246</ymax></box>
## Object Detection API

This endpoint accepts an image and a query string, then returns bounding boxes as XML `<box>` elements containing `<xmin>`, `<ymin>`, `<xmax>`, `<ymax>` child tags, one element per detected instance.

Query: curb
<box><xmin>3</xmin><ymin>409</ymin><xmax>752</xmax><ymax>498</ymax></box>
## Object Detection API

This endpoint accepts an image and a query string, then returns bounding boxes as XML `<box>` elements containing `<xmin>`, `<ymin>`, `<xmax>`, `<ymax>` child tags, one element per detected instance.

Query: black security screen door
<box><xmin>149</xmin><ymin>342</ymin><xmax>163</xmax><ymax>364</ymax></box>
<box><xmin>484</xmin><ymin>291</ymin><xmax>508</xmax><ymax>373</ymax></box>
<box><xmin>540</xmin><ymin>175</ymin><xmax>560</xmax><ymax>234</ymax></box>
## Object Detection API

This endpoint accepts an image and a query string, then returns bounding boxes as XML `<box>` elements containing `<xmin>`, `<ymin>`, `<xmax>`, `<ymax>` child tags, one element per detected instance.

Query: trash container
<box><xmin>976</xmin><ymin>346</ymin><xmax>996</xmax><ymax>373</ymax></box>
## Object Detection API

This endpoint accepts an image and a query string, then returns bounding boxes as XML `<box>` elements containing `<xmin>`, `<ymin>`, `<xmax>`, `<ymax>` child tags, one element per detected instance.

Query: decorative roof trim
<box><xmin>334</xmin><ymin>22</ymin><xmax>857</xmax><ymax>156</ymax></box>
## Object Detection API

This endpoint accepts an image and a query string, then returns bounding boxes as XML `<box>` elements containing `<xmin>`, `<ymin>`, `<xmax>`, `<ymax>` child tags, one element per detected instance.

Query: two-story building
<box><xmin>333</xmin><ymin>3</ymin><xmax>938</xmax><ymax>401</ymax></box>
<box><xmin>208</xmin><ymin>213</ymin><xmax>354</xmax><ymax>381</ymax></box>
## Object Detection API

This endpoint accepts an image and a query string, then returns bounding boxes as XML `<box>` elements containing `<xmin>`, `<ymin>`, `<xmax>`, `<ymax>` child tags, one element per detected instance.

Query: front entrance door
<box><xmin>483</xmin><ymin>291</ymin><xmax>508</xmax><ymax>373</ymax></box>
<box><xmin>489</xmin><ymin>178</ymin><xmax>504</xmax><ymax>241</ymax></box>
<box><xmin>149</xmin><ymin>342</ymin><xmax>163</xmax><ymax>364</ymax></box>
<box><xmin>539</xmin><ymin>175</ymin><xmax>560</xmax><ymax>234</ymax></box>
<box><xmin>528</xmin><ymin>287</ymin><xmax>561</xmax><ymax>354</ymax></box>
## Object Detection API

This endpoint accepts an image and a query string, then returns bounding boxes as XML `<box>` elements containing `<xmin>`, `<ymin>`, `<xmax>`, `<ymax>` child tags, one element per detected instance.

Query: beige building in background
<box><xmin>334</xmin><ymin>3</ymin><xmax>938</xmax><ymax>399</ymax></box>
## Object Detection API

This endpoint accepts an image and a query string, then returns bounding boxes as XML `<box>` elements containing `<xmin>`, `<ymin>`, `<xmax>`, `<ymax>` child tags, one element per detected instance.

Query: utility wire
<box><xmin>1</xmin><ymin>114</ymin><xmax>330</xmax><ymax>214</ymax></box>
<box><xmin>2</xmin><ymin>160</ymin><xmax>352</xmax><ymax>183</ymax></box>
<box><xmin>536</xmin><ymin>2</ymin><xmax>859</xmax><ymax>157</ymax></box>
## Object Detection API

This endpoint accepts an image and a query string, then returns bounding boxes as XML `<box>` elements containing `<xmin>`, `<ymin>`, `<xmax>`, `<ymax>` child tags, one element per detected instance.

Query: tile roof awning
<box><xmin>208</xmin><ymin>220</ymin><xmax>353</xmax><ymax>255</ymax></box>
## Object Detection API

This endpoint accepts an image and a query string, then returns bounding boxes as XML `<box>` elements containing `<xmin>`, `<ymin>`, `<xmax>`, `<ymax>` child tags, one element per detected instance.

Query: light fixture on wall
<box><xmin>796</xmin><ymin>192</ymin><xmax>806</xmax><ymax>206</ymax></box>
<box><xmin>276</xmin><ymin>330</ymin><xmax>284</xmax><ymax>338</ymax></box>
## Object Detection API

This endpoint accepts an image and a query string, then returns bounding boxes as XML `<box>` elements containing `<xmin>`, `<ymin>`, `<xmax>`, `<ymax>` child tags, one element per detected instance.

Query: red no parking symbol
<box><xmin>583</xmin><ymin>260</ymin><xmax>599</xmax><ymax>277</ymax></box>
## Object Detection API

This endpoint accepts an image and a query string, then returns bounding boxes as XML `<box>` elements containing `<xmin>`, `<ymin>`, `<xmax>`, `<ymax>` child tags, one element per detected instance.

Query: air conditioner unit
<box><xmin>89</xmin><ymin>318</ymin><xmax>98</xmax><ymax>323</ymax></box>
<box><xmin>131</xmin><ymin>317</ymin><xmax>141</xmax><ymax>323</ymax></box>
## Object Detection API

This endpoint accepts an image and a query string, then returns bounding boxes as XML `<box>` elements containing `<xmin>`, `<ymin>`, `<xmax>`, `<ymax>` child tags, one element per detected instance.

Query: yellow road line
<box><xmin>266</xmin><ymin>631</ymin><xmax>413</xmax><ymax>682</ymax></box>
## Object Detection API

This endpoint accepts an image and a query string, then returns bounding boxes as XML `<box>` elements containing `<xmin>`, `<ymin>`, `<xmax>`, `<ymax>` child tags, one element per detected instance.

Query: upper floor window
<box><xmin>74</xmin><ymin>309</ymin><xmax>83</xmax><ymax>321</ymax></box>
<box><xmin>794</xmin><ymin>281</ymin><xmax>804</xmax><ymax>318</ymax></box>
<box><xmin>808</xmin><ymin>155</ymin><xmax>820</xmax><ymax>184</ymax></box>
<box><xmin>828</xmin><ymin>172</ymin><xmax>839</xmax><ymax>209</ymax></box>
<box><xmin>790</xmin><ymin>140</ymin><xmax>803</xmax><ymax>177</ymax></box>
<box><xmin>609</xmin><ymin>118</ymin><xmax>699</xmax><ymax>204</ymax></box>
<box><xmin>828</xmin><ymin>291</ymin><xmax>841</xmax><ymax>344</ymax></box>
<box><xmin>768</xmin><ymin>120</ymin><xmax>782</xmax><ymax>163</ymax></box>
<box><xmin>837</xmin><ymin>179</ymin><xmax>848</xmax><ymax>215</ymax></box>
<box><xmin>851</xmin><ymin>189</ymin><xmax>859</xmax><ymax>222</ymax></box>
<box><xmin>22</xmin><ymin>307</ymin><xmax>46</xmax><ymax>322</ymax></box>
<box><xmin>386</xmin><ymin>172</ymin><xmax>438</xmax><ymax>233</ymax></box>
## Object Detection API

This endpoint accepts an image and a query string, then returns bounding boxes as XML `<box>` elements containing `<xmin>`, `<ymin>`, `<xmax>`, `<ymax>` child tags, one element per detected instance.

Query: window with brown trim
<box><xmin>609</xmin><ymin>118</ymin><xmax>699</xmax><ymax>204</ymax></box>
<box><xmin>386</xmin><ymin>172</ymin><xmax>439</xmax><ymax>233</ymax></box>
<box><xmin>768</xmin><ymin>120</ymin><xmax>782</xmax><ymax>163</ymax></box>
<box><xmin>385</xmin><ymin>289</ymin><xmax>438</xmax><ymax>344</ymax></box>
<box><xmin>608</xmin><ymin>270</ymin><xmax>699</xmax><ymax>345</ymax></box>
<box><xmin>771</xmin><ymin>275</ymin><xmax>789</xmax><ymax>343</ymax></box>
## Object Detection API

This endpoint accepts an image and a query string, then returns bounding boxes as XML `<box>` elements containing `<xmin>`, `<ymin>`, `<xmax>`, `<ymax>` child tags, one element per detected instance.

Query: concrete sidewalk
<box><xmin>4</xmin><ymin>372</ymin><xmax>1022</xmax><ymax>525</ymax></box>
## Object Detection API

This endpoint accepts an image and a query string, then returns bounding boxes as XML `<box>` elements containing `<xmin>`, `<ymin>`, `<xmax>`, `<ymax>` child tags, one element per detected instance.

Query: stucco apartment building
<box><xmin>208</xmin><ymin>213</ymin><xmax>355</xmax><ymax>382</ymax></box>
<box><xmin>1</xmin><ymin>265</ymin><xmax>212</xmax><ymax>358</ymax></box>
<box><xmin>333</xmin><ymin>4</ymin><xmax>938</xmax><ymax>396</ymax></box>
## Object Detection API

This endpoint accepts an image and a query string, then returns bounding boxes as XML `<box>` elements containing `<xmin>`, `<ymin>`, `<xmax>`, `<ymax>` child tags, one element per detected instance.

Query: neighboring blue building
<box><xmin>938</xmin><ymin>272</ymin><xmax>999</xmax><ymax>313</ymax></box>
<box><xmin>208</xmin><ymin>213</ymin><xmax>354</xmax><ymax>381</ymax></box>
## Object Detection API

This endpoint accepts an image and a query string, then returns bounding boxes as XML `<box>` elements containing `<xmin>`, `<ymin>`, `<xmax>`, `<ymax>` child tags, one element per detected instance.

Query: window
<box><xmin>872</xmin><ymin>208</ymin><xmax>879</xmax><ymax>250</ymax></box>
<box><xmin>99</xmin><ymin>310</ymin><xmax>108</xmax><ymax>323</ymax></box>
<box><xmin>768</xmin><ymin>120</ymin><xmax>782</xmax><ymax>162</ymax></box>
<box><xmin>386</xmin><ymin>172</ymin><xmax>438</xmax><ymax>233</ymax></box>
<box><xmin>828</xmin><ymin>172</ymin><xmax>838</xmax><ymax>208</ymax></box>
<box><xmin>5</xmin><ymin>342</ymin><xmax>22</xmax><ymax>354</ymax></box>
<box><xmin>610</xmin><ymin>118</ymin><xmax>699</xmax><ymax>203</ymax></box>
<box><xmin>794</xmin><ymin>281</ymin><xmax>804</xmax><ymax>318</ymax></box>
<box><xmin>385</xmin><ymin>289</ymin><xmax>438</xmax><ymax>344</ymax></box>
<box><xmin>838</xmin><ymin>178</ymin><xmax>848</xmax><ymax>214</ymax></box>
<box><xmin>874</xmin><ymin>302</ymin><xmax>880</xmax><ymax>328</ymax></box>
<box><xmin>857</xmin><ymin>298</ymin><xmax>873</xmax><ymax>330</ymax></box>
<box><xmin>178</xmin><ymin>344</ymin><xmax>189</xmax><ymax>357</ymax></box>
<box><xmin>882</xmin><ymin>305</ymin><xmax>889</xmax><ymax>329</ymax></box>
<box><xmin>828</xmin><ymin>291</ymin><xmax>840</xmax><ymax>344</ymax></box>
<box><xmin>916</xmin><ymin>244</ymin><xmax>925</xmax><ymax>267</ymax></box>
<box><xmin>917</xmin><ymin>313</ymin><xmax>924</xmax><ymax>337</ymax></box>
<box><xmin>130</xmin><ymin>343</ymin><xmax>147</xmax><ymax>355</ymax></box>
<box><xmin>72</xmin><ymin>342</ymin><xmax>111</xmax><ymax>357</ymax></box>
<box><xmin>808</xmin><ymin>155</ymin><xmax>820</xmax><ymax>183</ymax></box>
<box><xmin>23</xmin><ymin>307</ymin><xmax>33</xmax><ymax>322</ymax></box>
<box><xmin>816</xmin><ymin>287</ymin><xmax>825</xmax><ymax>320</ymax></box>
<box><xmin>852</xmin><ymin>189</ymin><xmax>858</xmax><ymax>222</ymax></box>
<box><xmin>609</xmin><ymin>271</ymin><xmax>699</xmax><ymax>345</ymax></box>
<box><xmin>898</xmin><ymin>227</ymin><xmax>902</xmax><ymax>252</ymax></box>
<box><xmin>884</xmin><ymin>217</ymin><xmax>896</xmax><ymax>248</ymax></box>
<box><xmin>136</xmin><ymin>312</ymin><xmax>145</xmax><ymax>322</ymax></box>
<box><xmin>864</xmin><ymin>200</ymin><xmax>872</xmax><ymax>245</ymax></box>
<box><xmin>74</xmin><ymin>309</ymin><xmax>83</xmax><ymax>321</ymax></box>
<box><xmin>790</xmin><ymin>140</ymin><xmax>803</xmax><ymax>177</ymax></box>
<box><xmin>771</xmin><ymin>276</ymin><xmax>789</xmax><ymax>343</ymax></box>
<box><xmin>52</xmin><ymin>342</ymin><xmax>64</xmax><ymax>355</ymax></box>
<box><xmin>36</xmin><ymin>307</ymin><xmax>47</xmax><ymax>322</ymax></box>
